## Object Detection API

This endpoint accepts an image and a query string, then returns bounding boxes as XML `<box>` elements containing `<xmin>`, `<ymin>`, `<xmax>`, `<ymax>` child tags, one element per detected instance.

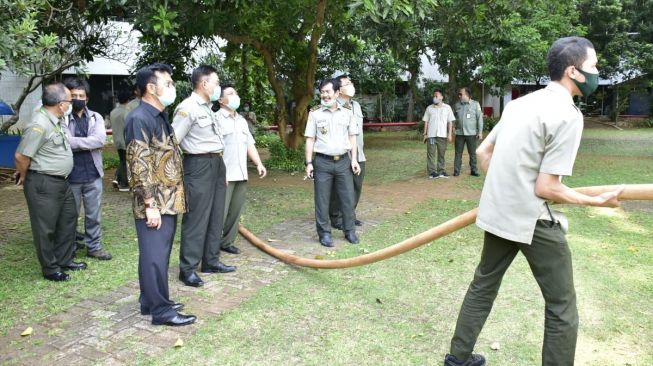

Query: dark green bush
<box><xmin>265</xmin><ymin>139</ymin><xmax>304</xmax><ymax>172</ymax></box>
<box><xmin>484</xmin><ymin>116</ymin><xmax>500</xmax><ymax>132</ymax></box>
<box><xmin>103</xmin><ymin>152</ymin><xmax>120</xmax><ymax>170</ymax></box>
<box><xmin>254</xmin><ymin>132</ymin><xmax>281</xmax><ymax>148</ymax></box>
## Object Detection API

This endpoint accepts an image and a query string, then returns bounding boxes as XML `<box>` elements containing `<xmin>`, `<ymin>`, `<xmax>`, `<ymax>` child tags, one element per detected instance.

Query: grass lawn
<box><xmin>0</xmin><ymin>126</ymin><xmax>650</xmax><ymax>365</ymax></box>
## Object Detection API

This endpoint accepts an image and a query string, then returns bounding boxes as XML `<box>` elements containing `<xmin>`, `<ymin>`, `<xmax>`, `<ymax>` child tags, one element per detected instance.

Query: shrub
<box><xmin>254</xmin><ymin>132</ymin><xmax>281</xmax><ymax>148</ymax></box>
<box><xmin>103</xmin><ymin>152</ymin><xmax>120</xmax><ymax>170</ymax></box>
<box><xmin>484</xmin><ymin>116</ymin><xmax>500</xmax><ymax>132</ymax></box>
<box><xmin>265</xmin><ymin>139</ymin><xmax>304</xmax><ymax>172</ymax></box>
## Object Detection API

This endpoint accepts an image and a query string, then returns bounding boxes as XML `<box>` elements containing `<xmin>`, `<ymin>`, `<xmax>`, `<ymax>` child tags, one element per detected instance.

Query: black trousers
<box><xmin>330</xmin><ymin>161</ymin><xmax>365</xmax><ymax>225</ymax></box>
<box><xmin>313</xmin><ymin>154</ymin><xmax>356</xmax><ymax>235</ymax></box>
<box><xmin>179</xmin><ymin>155</ymin><xmax>226</xmax><ymax>272</ymax></box>
<box><xmin>454</xmin><ymin>135</ymin><xmax>478</xmax><ymax>175</ymax></box>
<box><xmin>115</xmin><ymin>148</ymin><xmax>128</xmax><ymax>187</ymax></box>
<box><xmin>23</xmin><ymin>172</ymin><xmax>77</xmax><ymax>276</ymax></box>
<box><xmin>135</xmin><ymin>214</ymin><xmax>178</xmax><ymax>321</ymax></box>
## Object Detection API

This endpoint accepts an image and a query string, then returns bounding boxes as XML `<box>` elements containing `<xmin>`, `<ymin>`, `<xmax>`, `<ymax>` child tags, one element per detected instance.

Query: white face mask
<box><xmin>64</xmin><ymin>104</ymin><xmax>73</xmax><ymax>116</ymax></box>
<box><xmin>433</xmin><ymin>97</ymin><xmax>441</xmax><ymax>105</ymax></box>
<box><xmin>157</xmin><ymin>86</ymin><xmax>177</xmax><ymax>107</ymax></box>
<box><xmin>341</xmin><ymin>84</ymin><xmax>355</xmax><ymax>97</ymax></box>
<box><xmin>227</xmin><ymin>94</ymin><xmax>240</xmax><ymax>111</ymax></box>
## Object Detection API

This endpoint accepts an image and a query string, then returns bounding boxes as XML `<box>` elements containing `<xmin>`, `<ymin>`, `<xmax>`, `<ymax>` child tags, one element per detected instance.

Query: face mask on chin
<box><xmin>321</xmin><ymin>98</ymin><xmax>336</xmax><ymax>108</ymax></box>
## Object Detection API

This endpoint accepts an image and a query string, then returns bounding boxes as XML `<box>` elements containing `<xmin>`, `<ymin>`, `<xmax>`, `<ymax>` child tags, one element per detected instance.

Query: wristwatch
<box><xmin>144</xmin><ymin>201</ymin><xmax>158</xmax><ymax>209</ymax></box>
<box><xmin>304</xmin><ymin>161</ymin><xmax>313</xmax><ymax>166</ymax></box>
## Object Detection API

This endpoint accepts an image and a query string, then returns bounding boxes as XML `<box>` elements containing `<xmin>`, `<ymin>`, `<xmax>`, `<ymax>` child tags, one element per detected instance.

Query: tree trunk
<box><xmin>407</xmin><ymin>63</ymin><xmax>420</xmax><ymax>122</ymax></box>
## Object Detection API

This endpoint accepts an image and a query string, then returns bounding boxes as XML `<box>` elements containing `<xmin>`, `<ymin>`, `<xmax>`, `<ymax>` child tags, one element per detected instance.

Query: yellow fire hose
<box><xmin>239</xmin><ymin>184</ymin><xmax>653</xmax><ymax>269</ymax></box>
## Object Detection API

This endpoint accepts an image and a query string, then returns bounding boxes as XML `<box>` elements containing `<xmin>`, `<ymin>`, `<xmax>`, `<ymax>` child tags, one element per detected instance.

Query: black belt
<box><xmin>315</xmin><ymin>152</ymin><xmax>348</xmax><ymax>161</ymax></box>
<box><xmin>28</xmin><ymin>170</ymin><xmax>67</xmax><ymax>180</ymax></box>
<box><xmin>184</xmin><ymin>152</ymin><xmax>223</xmax><ymax>158</ymax></box>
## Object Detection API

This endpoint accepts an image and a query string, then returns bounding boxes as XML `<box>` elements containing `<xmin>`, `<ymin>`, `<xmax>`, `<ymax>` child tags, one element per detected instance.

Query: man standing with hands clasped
<box><xmin>453</xmin><ymin>87</ymin><xmax>483</xmax><ymax>177</ymax></box>
<box><xmin>444</xmin><ymin>37</ymin><xmax>625</xmax><ymax>366</ymax></box>
<box><xmin>172</xmin><ymin>65</ymin><xmax>236</xmax><ymax>288</ymax></box>
<box><xmin>305</xmin><ymin>78</ymin><xmax>361</xmax><ymax>247</ymax></box>
<box><xmin>125</xmin><ymin>63</ymin><xmax>196</xmax><ymax>326</ymax></box>
<box><xmin>422</xmin><ymin>89</ymin><xmax>455</xmax><ymax>179</ymax></box>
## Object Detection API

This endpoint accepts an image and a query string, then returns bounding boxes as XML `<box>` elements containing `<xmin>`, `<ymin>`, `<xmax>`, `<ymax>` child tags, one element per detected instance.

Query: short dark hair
<box><xmin>433</xmin><ymin>89</ymin><xmax>443</xmax><ymax>96</ymax></box>
<box><xmin>334</xmin><ymin>74</ymin><xmax>350</xmax><ymax>84</ymax></box>
<box><xmin>220</xmin><ymin>83</ymin><xmax>235</xmax><ymax>97</ymax></box>
<box><xmin>42</xmin><ymin>83</ymin><xmax>68</xmax><ymax>106</ymax></box>
<box><xmin>319</xmin><ymin>78</ymin><xmax>337</xmax><ymax>92</ymax></box>
<box><xmin>191</xmin><ymin>64</ymin><xmax>218</xmax><ymax>89</ymax></box>
<box><xmin>117</xmin><ymin>89</ymin><xmax>132</xmax><ymax>104</ymax></box>
<box><xmin>547</xmin><ymin>37</ymin><xmax>595</xmax><ymax>81</ymax></box>
<box><xmin>135</xmin><ymin>63</ymin><xmax>173</xmax><ymax>96</ymax></box>
<box><xmin>63</xmin><ymin>77</ymin><xmax>90</xmax><ymax>95</ymax></box>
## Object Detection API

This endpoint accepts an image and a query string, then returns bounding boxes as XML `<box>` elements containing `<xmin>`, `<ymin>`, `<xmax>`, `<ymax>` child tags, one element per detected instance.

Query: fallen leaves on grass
<box><xmin>174</xmin><ymin>338</ymin><xmax>184</xmax><ymax>348</ymax></box>
<box><xmin>21</xmin><ymin>327</ymin><xmax>33</xmax><ymax>336</ymax></box>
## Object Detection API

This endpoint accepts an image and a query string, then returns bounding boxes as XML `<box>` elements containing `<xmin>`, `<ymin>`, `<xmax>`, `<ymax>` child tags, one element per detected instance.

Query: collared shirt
<box><xmin>124</xmin><ymin>101</ymin><xmax>186</xmax><ymax>219</ymax></box>
<box><xmin>109</xmin><ymin>104</ymin><xmax>128</xmax><ymax>149</ymax></box>
<box><xmin>304</xmin><ymin>103</ymin><xmax>357</xmax><ymax>156</ymax></box>
<box><xmin>422</xmin><ymin>103</ymin><xmax>455</xmax><ymax>138</ymax></box>
<box><xmin>338</xmin><ymin>98</ymin><xmax>366</xmax><ymax>162</ymax></box>
<box><xmin>172</xmin><ymin>92</ymin><xmax>224</xmax><ymax>154</ymax></box>
<box><xmin>125</xmin><ymin>98</ymin><xmax>140</xmax><ymax>113</ymax></box>
<box><xmin>454</xmin><ymin>99</ymin><xmax>483</xmax><ymax>135</ymax></box>
<box><xmin>476</xmin><ymin>82</ymin><xmax>583</xmax><ymax>244</ymax></box>
<box><xmin>17</xmin><ymin>108</ymin><xmax>73</xmax><ymax>177</ymax></box>
<box><xmin>218</xmin><ymin>108</ymin><xmax>255</xmax><ymax>182</ymax></box>
<box><xmin>68</xmin><ymin>110</ymin><xmax>100</xmax><ymax>184</ymax></box>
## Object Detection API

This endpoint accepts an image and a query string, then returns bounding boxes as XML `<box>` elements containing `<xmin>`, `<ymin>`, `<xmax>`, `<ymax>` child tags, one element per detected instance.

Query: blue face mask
<box><xmin>210</xmin><ymin>85</ymin><xmax>221</xmax><ymax>102</ymax></box>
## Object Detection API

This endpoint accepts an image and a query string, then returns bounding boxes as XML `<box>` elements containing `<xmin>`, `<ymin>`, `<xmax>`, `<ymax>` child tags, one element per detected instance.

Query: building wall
<box><xmin>0</xmin><ymin>70</ymin><xmax>43</xmax><ymax>131</ymax></box>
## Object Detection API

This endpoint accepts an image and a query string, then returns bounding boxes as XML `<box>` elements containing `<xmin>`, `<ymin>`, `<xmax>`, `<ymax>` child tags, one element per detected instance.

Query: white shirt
<box><xmin>476</xmin><ymin>82</ymin><xmax>583</xmax><ymax>244</ymax></box>
<box><xmin>422</xmin><ymin>103</ymin><xmax>455</xmax><ymax>138</ymax></box>
<box><xmin>218</xmin><ymin>108</ymin><xmax>255</xmax><ymax>182</ymax></box>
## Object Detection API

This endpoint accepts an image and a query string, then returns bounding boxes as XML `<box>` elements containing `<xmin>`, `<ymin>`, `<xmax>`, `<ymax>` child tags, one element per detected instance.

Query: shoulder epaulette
<box><xmin>310</xmin><ymin>105</ymin><xmax>321</xmax><ymax>112</ymax></box>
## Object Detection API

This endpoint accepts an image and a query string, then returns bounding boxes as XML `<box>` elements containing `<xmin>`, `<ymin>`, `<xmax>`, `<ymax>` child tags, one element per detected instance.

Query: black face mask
<box><xmin>72</xmin><ymin>99</ymin><xmax>86</xmax><ymax>112</ymax></box>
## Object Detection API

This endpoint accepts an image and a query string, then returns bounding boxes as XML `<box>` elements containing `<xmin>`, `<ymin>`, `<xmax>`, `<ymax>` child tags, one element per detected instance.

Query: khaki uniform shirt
<box><xmin>422</xmin><ymin>103</ymin><xmax>455</xmax><ymax>138</ymax></box>
<box><xmin>339</xmin><ymin>98</ymin><xmax>366</xmax><ymax>162</ymax></box>
<box><xmin>17</xmin><ymin>108</ymin><xmax>73</xmax><ymax>177</ymax></box>
<box><xmin>454</xmin><ymin>99</ymin><xmax>483</xmax><ymax>135</ymax></box>
<box><xmin>125</xmin><ymin>98</ymin><xmax>140</xmax><ymax>113</ymax></box>
<box><xmin>172</xmin><ymin>92</ymin><xmax>224</xmax><ymax>154</ymax></box>
<box><xmin>109</xmin><ymin>104</ymin><xmax>128</xmax><ymax>150</ymax></box>
<box><xmin>218</xmin><ymin>108</ymin><xmax>255</xmax><ymax>182</ymax></box>
<box><xmin>304</xmin><ymin>104</ymin><xmax>357</xmax><ymax>156</ymax></box>
<box><xmin>476</xmin><ymin>82</ymin><xmax>583</xmax><ymax>244</ymax></box>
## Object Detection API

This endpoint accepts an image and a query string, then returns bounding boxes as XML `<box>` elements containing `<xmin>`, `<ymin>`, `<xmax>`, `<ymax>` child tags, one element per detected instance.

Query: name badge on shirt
<box><xmin>466</xmin><ymin>113</ymin><xmax>471</xmax><ymax>119</ymax></box>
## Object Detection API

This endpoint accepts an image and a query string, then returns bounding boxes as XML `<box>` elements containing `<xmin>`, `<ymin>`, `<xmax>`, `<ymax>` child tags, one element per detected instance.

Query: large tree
<box><xmin>0</xmin><ymin>0</ymin><xmax>129</xmax><ymax>132</ymax></box>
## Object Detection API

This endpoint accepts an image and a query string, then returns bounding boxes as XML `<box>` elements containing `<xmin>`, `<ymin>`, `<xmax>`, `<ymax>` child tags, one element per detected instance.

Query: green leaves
<box><xmin>151</xmin><ymin>5</ymin><xmax>179</xmax><ymax>36</ymax></box>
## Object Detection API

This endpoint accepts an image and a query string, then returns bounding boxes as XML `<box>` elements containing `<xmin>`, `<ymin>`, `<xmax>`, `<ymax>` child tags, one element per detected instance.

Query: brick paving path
<box><xmin>0</xmin><ymin>177</ymin><xmax>386</xmax><ymax>365</ymax></box>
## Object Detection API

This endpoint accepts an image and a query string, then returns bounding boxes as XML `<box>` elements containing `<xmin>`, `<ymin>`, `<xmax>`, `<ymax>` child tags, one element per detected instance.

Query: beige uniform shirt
<box><xmin>218</xmin><ymin>108</ymin><xmax>256</xmax><ymax>182</ymax></box>
<box><xmin>109</xmin><ymin>104</ymin><xmax>128</xmax><ymax>149</ymax></box>
<box><xmin>339</xmin><ymin>98</ymin><xmax>366</xmax><ymax>162</ymax></box>
<box><xmin>304</xmin><ymin>104</ymin><xmax>357</xmax><ymax>156</ymax></box>
<box><xmin>422</xmin><ymin>103</ymin><xmax>455</xmax><ymax>138</ymax></box>
<box><xmin>17</xmin><ymin>108</ymin><xmax>73</xmax><ymax>177</ymax></box>
<box><xmin>476</xmin><ymin>82</ymin><xmax>583</xmax><ymax>244</ymax></box>
<box><xmin>172</xmin><ymin>92</ymin><xmax>224</xmax><ymax>154</ymax></box>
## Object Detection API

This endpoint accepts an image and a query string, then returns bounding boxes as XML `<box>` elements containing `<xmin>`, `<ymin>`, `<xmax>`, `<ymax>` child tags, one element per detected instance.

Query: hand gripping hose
<box><xmin>239</xmin><ymin>184</ymin><xmax>653</xmax><ymax>269</ymax></box>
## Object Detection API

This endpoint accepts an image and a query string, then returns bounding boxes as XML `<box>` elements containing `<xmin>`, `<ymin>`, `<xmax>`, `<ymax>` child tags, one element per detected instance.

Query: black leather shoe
<box><xmin>63</xmin><ymin>261</ymin><xmax>87</xmax><ymax>271</ymax></box>
<box><xmin>201</xmin><ymin>262</ymin><xmax>236</xmax><ymax>273</ymax></box>
<box><xmin>453</xmin><ymin>172</ymin><xmax>460</xmax><ymax>177</ymax></box>
<box><xmin>221</xmin><ymin>245</ymin><xmax>241</xmax><ymax>255</ymax></box>
<box><xmin>44</xmin><ymin>272</ymin><xmax>70</xmax><ymax>282</ymax></box>
<box><xmin>179</xmin><ymin>271</ymin><xmax>204</xmax><ymax>287</ymax></box>
<box><xmin>141</xmin><ymin>303</ymin><xmax>184</xmax><ymax>315</ymax></box>
<box><xmin>331</xmin><ymin>222</ymin><xmax>343</xmax><ymax>230</ymax></box>
<box><xmin>471</xmin><ymin>172</ymin><xmax>481</xmax><ymax>177</ymax></box>
<box><xmin>152</xmin><ymin>314</ymin><xmax>197</xmax><ymax>326</ymax></box>
<box><xmin>345</xmin><ymin>231</ymin><xmax>360</xmax><ymax>244</ymax></box>
<box><xmin>319</xmin><ymin>233</ymin><xmax>334</xmax><ymax>247</ymax></box>
<box><xmin>354</xmin><ymin>219</ymin><xmax>363</xmax><ymax>226</ymax></box>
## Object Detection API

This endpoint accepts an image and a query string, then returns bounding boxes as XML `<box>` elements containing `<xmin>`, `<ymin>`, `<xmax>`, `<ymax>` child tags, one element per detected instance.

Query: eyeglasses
<box><xmin>60</xmin><ymin>100</ymin><xmax>72</xmax><ymax>104</ymax></box>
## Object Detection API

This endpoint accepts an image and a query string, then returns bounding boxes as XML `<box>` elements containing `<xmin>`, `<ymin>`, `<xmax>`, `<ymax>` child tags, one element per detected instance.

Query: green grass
<box><xmin>0</xmin><ymin>186</ymin><xmax>312</xmax><ymax>334</ymax></box>
<box><xmin>150</xmin><ymin>201</ymin><xmax>653</xmax><ymax>366</ymax></box>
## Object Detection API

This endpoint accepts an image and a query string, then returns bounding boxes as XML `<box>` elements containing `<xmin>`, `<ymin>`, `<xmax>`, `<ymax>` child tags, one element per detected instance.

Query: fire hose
<box><xmin>239</xmin><ymin>184</ymin><xmax>653</xmax><ymax>269</ymax></box>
